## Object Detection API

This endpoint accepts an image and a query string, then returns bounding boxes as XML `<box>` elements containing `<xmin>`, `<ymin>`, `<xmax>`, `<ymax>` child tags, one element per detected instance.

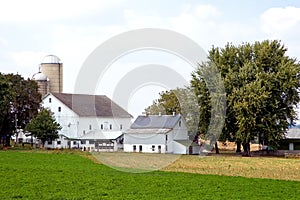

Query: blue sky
<box><xmin>1</xmin><ymin>0</ymin><xmax>300</xmax><ymax>117</ymax></box>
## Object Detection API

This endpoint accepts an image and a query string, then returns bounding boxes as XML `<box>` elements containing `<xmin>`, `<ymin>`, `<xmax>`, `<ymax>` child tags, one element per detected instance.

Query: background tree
<box><xmin>25</xmin><ymin>108</ymin><xmax>61</xmax><ymax>147</ymax></box>
<box><xmin>191</xmin><ymin>40</ymin><xmax>300</xmax><ymax>156</ymax></box>
<box><xmin>0</xmin><ymin>73</ymin><xmax>41</xmax><ymax>146</ymax></box>
<box><xmin>191</xmin><ymin>61</ymin><xmax>226</xmax><ymax>154</ymax></box>
<box><xmin>145</xmin><ymin>87</ymin><xmax>200</xmax><ymax>139</ymax></box>
<box><xmin>0</xmin><ymin>73</ymin><xmax>12</xmax><ymax>147</ymax></box>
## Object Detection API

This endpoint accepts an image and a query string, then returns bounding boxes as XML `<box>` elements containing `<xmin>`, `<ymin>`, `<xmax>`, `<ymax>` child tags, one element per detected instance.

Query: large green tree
<box><xmin>25</xmin><ymin>108</ymin><xmax>61</xmax><ymax>147</ymax></box>
<box><xmin>191</xmin><ymin>40</ymin><xmax>300</xmax><ymax>156</ymax></box>
<box><xmin>0</xmin><ymin>73</ymin><xmax>41</xmax><ymax>147</ymax></box>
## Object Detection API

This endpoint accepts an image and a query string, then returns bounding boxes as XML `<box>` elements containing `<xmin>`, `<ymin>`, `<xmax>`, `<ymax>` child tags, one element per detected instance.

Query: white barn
<box><xmin>124</xmin><ymin>114</ymin><xmax>198</xmax><ymax>154</ymax></box>
<box><xmin>42</xmin><ymin>93</ymin><xmax>132</xmax><ymax>150</ymax></box>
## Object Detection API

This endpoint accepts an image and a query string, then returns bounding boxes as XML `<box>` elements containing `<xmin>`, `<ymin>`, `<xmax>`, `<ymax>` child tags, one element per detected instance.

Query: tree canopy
<box><xmin>145</xmin><ymin>87</ymin><xmax>200</xmax><ymax>135</ymax></box>
<box><xmin>0</xmin><ymin>73</ymin><xmax>41</xmax><ymax>146</ymax></box>
<box><xmin>191</xmin><ymin>40</ymin><xmax>300</xmax><ymax>155</ymax></box>
<box><xmin>25</xmin><ymin>108</ymin><xmax>61</xmax><ymax>147</ymax></box>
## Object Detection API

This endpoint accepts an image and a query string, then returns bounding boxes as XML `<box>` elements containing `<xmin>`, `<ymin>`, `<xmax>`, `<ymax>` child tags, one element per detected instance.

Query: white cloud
<box><xmin>260</xmin><ymin>6</ymin><xmax>300</xmax><ymax>58</ymax></box>
<box><xmin>194</xmin><ymin>4</ymin><xmax>220</xmax><ymax>19</ymax></box>
<box><xmin>124</xmin><ymin>10</ymin><xmax>165</xmax><ymax>29</ymax></box>
<box><xmin>0</xmin><ymin>0</ymin><xmax>124</xmax><ymax>23</ymax></box>
<box><xmin>169</xmin><ymin>4</ymin><xmax>259</xmax><ymax>50</ymax></box>
<box><xmin>261</xmin><ymin>6</ymin><xmax>300</xmax><ymax>36</ymax></box>
<box><xmin>11</xmin><ymin>51</ymin><xmax>46</xmax><ymax>76</ymax></box>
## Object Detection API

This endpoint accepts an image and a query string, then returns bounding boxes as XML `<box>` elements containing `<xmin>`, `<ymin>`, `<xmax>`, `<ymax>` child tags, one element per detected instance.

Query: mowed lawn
<box><xmin>0</xmin><ymin>151</ymin><xmax>299</xmax><ymax>200</ymax></box>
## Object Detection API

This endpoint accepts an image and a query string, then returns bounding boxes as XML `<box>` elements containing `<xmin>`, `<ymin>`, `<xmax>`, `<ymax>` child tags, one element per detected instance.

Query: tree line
<box><xmin>145</xmin><ymin>40</ymin><xmax>300</xmax><ymax>156</ymax></box>
<box><xmin>0</xmin><ymin>73</ymin><xmax>60</xmax><ymax>147</ymax></box>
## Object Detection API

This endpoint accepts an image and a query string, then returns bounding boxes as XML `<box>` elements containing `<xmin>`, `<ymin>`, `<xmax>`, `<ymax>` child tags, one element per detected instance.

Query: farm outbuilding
<box><xmin>279</xmin><ymin>128</ymin><xmax>300</xmax><ymax>151</ymax></box>
<box><xmin>123</xmin><ymin>114</ymin><xmax>199</xmax><ymax>154</ymax></box>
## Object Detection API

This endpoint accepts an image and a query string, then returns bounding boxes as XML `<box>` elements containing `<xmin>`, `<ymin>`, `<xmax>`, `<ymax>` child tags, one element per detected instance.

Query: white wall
<box><xmin>173</xmin><ymin>141</ymin><xmax>187</xmax><ymax>154</ymax></box>
<box><xmin>78</xmin><ymin>117</ymin><xmax>131</xmax><ymax>138</ymax></box>
<box><xmin>42</xmin><ymin>94</ymin><xmax>79</xmax><ymax>139</ymax></box>
<box><xmin>173</xmin><ymin>119</ymin><xmax>188</xmax><ymax>140</ymax></box>
<box><xmin>124</xmin><ymin>133</ymin><xmax>166</xmax><ymax>144</ymax></box>
<box><xmin>124</xmin><ymin>144</ymin><xmax>166</xmax><ymax>153</ymax></box>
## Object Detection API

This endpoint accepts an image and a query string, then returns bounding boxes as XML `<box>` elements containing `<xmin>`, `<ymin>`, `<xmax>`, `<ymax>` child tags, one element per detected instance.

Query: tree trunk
<box><xmin>242</xmin><ymin>142</ymin><xmax>251</xmax><ymax>157</ymax></box>
<box><xmin>215</xmin><ymin>142</ymin><xmax>219</xmax><ymax>154</ymax></box>
<box><xmin>236</xmin><ymin>141</ymin><xmax>241</xmax><ymax>153</ymax></box>
<box><xmin>5</xmin><ymin>135</ymin><xmax>10</xmax><ymax>147</ymax></box>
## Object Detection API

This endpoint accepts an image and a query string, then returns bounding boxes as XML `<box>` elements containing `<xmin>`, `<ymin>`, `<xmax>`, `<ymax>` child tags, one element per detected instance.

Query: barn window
<box><xmin>49</xmin><ymin>98</ymin><xmax>52</xmax><ymax>103</ymax></box>
<box><xmin>48</xmin><ymin>140</ymin><xmax>52</xmax><ymax>145</ymax></box>
<box><xmin>120</xmin><ymin>124</ymin><xmax>122</xmax><ymax>130</ymax></box>
<box><xmin>158</xmin><ymin>145</ymin><xmax>161</xmax><ymax>153</ymax></box>
<box><xmin>101</xmin><ymin>124</ymin><xmax>103</xmax><ymax>130</ymax></box>
<box><xmin>58</xmin><ymin>107</ymin><xmax>61</xmax><ymax>112</ymax></box>
<box><xmin>152</xmin><ymin>145</ymin><xmax>155</xmax><ymax>151</ymax></box>
<box><xmin>110</xmin><ymin>124</ymin><xmax>112</xmax><ymax>130</ymax></box>
<box><xmin>57</xmin><ymin>141</ymin><xmax>61</xmax><ymax>145</ymax></box>
<box><xmin>73</xmin><ymin>141</ymin><xmax>76</xmax><ymax>145</ymax></box>
<box><xmin>104</xmin><ymin>122</ymin><xmax>108</xmax><ymax>130</ymax></box>
<box><xmin>166</xmin><ymin>134</ymin><xmax>168</xmax><ymax>141</ymax></box>
<box><xmin>133</xmin><ymin>145</ymin><xmax>136</xmax><ymax>152</ymax></box>
<box><xmin>89</xmin><ymin>124</ymin><xmax>92</xmax><ymax>130</ymax></box>
<box><xmin>89</xmin><ymin>140</ymin><xmax>95</xmax><ymax>144</ymax></box>
<box><xmin>179</xmin><ymin>120</ymin><xmax>181</xmax><ymax>127</ymax></box>
<box><xmin>139</xmin><ymin>145</ymin><xmax>142</xmax><ymax>152</ymax></box>
<box><xmin>83</xmin><ymin>130</ymin><xmax>85</xmax><ymax>135</ymax></box>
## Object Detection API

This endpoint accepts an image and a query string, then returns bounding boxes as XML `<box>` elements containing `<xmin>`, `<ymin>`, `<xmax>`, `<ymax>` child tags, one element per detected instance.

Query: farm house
<box><xmin>124</xmin><ymin>113</ymin><xmax>199</xmax><ymax>154</ymax></box>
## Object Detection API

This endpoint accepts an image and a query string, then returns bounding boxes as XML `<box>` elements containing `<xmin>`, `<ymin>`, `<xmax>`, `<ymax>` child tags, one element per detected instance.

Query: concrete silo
<box><xmin>32</xmin><ymin>72</ymin><xmax>49</xmax><ymax>97</ymax></box>
<box><xmin>40</xmin><ymin>55</ymin><xmax>63</xmax><ymax>93</ymax></box>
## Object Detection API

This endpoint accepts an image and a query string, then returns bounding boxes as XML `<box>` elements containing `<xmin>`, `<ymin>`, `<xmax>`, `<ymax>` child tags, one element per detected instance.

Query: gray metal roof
<box><xmin>124</xmin><ymin>128</ymin><xmax>172</xmax><ymax>134</ymax></box>
<box><xmin>130</xmin><ymin>115</ymin><xmax>181</xmax><ymax>129</ymax></box>
<box><xmin>79</xmin><ymin>131</ymin><xmax>123</xmax><ymax>140</ymax></box>
<box><xmin>285</xmin><ymin>128</ymin><xmax>300</xmax><ymax>139</ymax></box>
<box><xmin>49</xmin><ymin>93</ymin><xmax>132</xmax><ymax>118</ymax></box>
<box><xmin>174</xmin><ymin>140</ymin><xmax>198</xmax><ymax>147</ymax></box>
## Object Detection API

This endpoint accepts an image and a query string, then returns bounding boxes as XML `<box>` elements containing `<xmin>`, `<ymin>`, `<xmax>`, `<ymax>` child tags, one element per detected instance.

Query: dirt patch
<box><xmin>217</xmin><ymin>141</ymin><xmax>260</xmax><ymax>152</ymax></box>
<box><xmin>91</xmin><ymin>152</ymin><xmax>181</xmax><ymax>173</ymax></box>
<box><xmin>163</xmin><ymin>155</ymin><xmax>300</xmax><ymax>181</ymax></box>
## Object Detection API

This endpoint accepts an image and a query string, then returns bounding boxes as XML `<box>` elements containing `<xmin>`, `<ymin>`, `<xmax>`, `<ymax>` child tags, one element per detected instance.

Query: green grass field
<box><xmin>0</xmin><ymin>151</ymin><xmax>299</xmax><ymax>199</ymax></box>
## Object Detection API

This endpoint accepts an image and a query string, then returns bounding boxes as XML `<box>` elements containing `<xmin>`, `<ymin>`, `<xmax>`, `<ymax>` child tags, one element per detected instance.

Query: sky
<box><xmin>1</xmin><ymin>0</ymin><xmax>300</xmax><ymax>118</ymax></box>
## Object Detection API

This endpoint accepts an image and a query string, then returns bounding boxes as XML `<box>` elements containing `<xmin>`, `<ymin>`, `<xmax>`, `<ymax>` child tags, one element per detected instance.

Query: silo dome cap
<box><xmin>41</xmin><ymin>55</ymin><xmax>61</xmax><ymax>64</ymax></box>
<box><xmin>32</xmin><ymin>72</ymin><xmax>48</xmax><ymax>81</ymax></box>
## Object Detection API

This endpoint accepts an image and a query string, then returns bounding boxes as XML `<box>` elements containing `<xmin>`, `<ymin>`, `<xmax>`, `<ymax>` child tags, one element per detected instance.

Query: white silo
<box><xmin>40</xmin><ymin>55</ymin><xmax>63</xmax><ymax>93</ymax></box>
